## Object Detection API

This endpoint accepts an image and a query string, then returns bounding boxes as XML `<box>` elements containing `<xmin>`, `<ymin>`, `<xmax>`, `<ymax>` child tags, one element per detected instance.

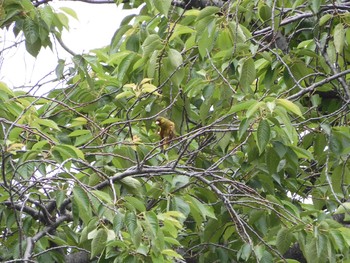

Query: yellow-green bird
<box><xmin>155</xmin><ymin>117</ymin><xmax>175</xmax><ymax>149</ymax></box>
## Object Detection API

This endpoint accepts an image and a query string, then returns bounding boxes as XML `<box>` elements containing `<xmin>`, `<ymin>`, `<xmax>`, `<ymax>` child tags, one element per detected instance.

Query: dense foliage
<box><xmin>1</xmin><ymin>0</ymin><xmax>350</xmax><ymax>262</ymax></box>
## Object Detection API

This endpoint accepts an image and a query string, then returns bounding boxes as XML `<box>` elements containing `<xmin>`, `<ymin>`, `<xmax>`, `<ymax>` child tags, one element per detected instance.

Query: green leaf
<box><xmin>55</xmin><ymin>59</ymin><xmax>65</xmax><ymax>79</ymax></box>
<box><xmin>113</xmin><ymin>213</ymin><xmax>125</xmax><ymax>234</ymax></box>
<box><xmin>23</xmin><ymin>18</ymin><xmax>39</xmax><ymax>45</ymax></box>
<box><xmin>238</xmin><ymin>118</ymin><xmax>252</xmax><ymax>140</ymax></box>
<box><xmin>185</xmin><ymin>195</ymin><xmax>216</xmax><ymax>220</ymax></box>
<box><xmin>168</xmin><ymin>48</ymin><xmax>183</xmax><ymax>68</ymax></box>
<box><xmin>40</xmin><ymin>5</ymin><xmax>54</xmax><ymax>28</ymax></box>
<box><xmin>169</xmin><ymin>24</ymin><xmax>195</xmax><ymax>41</ymax></box>
<box><xmin>142</xmin><ymin>34</ymin><xmax>163</xmax><ymax>56</ymax></box>
<box><xmin>36</xmin><ymin>118</ymin><xmax>60</xmax><ymax>131</ymax></box>
<box><xmin>117</xmin><ymin>53</ymin><xmax>136</xmax><ymax>81</ymax></box>
<box><xmin>73</xmin><ymin>186</ymin><xmax>91</xmax><ymax>224</ymax></box>
<box><xmin>32</xmin><ymin>140</ymin><xmax>50</xmax><ymax>151</ymax></box>
<box><xmin>257</xmin><ymin>119</ymin><xmax>270</xmax><ymax>155</ymax></box>
<box><xmin>52</xmin><ymin>144</ymin><xmax>85</xmax><ymax>160</ymax></box>
<box><xmin>319</xmin><ymin>14</ymin><xmax>332</xmax><ymax>26</ymax></box>
<box><xmin>91</xmin><ymin>228</ymin><xmax>107</xmax><ymax>258</ymax></box>
<box><xmin>0</xmin><ymin>81</ymin><xmax>15</xmax><ymax>98</ymax></box>
<box><xmin>334</xmin><ymin>202</ymin><xmax>350</xmax><ymax>215</ymax></box>
<box><xmin>334</xmin><ymin>23</ymin><xmax>345</xmax><ymax>53</ymax></box>
<box><xmin>197</xmin><ymin>23</ymin><xmax>215</xmax><ymax>58</ymax></box>
<box><xmin>246</xmin><ymin>101</ymin><xmax>265</xmax><ymax>118</ymax></box>
<box><xmin>161</xmin><ymin>249</ymin><xmax>184</xmax><ymax>260</ymax></box>
<box><xmin>125</xmin><ymin>211</ymin><xmax>137</xmax><ymax>233</ymax></box>
<box><xmin>276</xmin><ymin>99</ymin><xmax>303</xmax><ymax>118</ymax></box>
<box><xmin>276</xmin><ymin>228</ymin><xmax>293</xmax><ymax>254</ymax></box>
<box><xmin>309</xmin><ymin>0</ymin><xmax>321</xmax><ymax>13</ymax></box>
<box><xmin>258</xmin><ymin>4</ymin><xmax>272</xmax><ymax>22</ymax></box>
<box><xmin>119</xmin><ymin>176</ymin><xmax>142</xmax><ymax>189</ymax></box>
<box><xmin>289</xmin><ymin>145</ymin><xmax>313</xmax><ymax>160</ymax></box>
<box><xmin>217</xmin><ymin>132</ymin><xmax>232</xmax><ymax>152</ymax></box>
<box><xmin>68</xmin><ymin>130</ymin><xmax>90</xmax><ymax>137</ymax></box>
<box><xmin>228</xmin><ymin>100</ymin><xmax>256</xmax><ymax>114</ymax></box>
<box><xmin>153</xmin><ymin>0</ymin><xmax>171</xmax><ymax>16</ymax></box>
<box><xmin>110</xmin><ymin>25</ymin><xmax>133</xmax><ymax>51</ymax></box>
<box><xmin>59</xmin><ymin>7</ymin><xmax>78</xmax><ymax>20</ymax></box>
<box><xmin>124</xmin><ymin>196</ymin><xmax>146</xmax><ymax>212</ymax></box>
<box><xmin>145</xmin><ymin>211</ymin><xmax>159</xmax><ymax>236</ymax></box>
<box><xmin>238</xmin><ymin>243</ymin><xmax>252</xmax><ymax>261</ymax></box>
<box><xmin>91</xmin><ymin>190</ymin><xmax>113</xmax><ymax>205</ymax></box>
<box><xmin>197</xmin><ymin>6</ymin><xmax>220</xmax><ymax>21</ymax></box>
<box><xmin>239</xmin><ymin>57</ymin><xmax>256</xmax><ymax>92</ymax></box>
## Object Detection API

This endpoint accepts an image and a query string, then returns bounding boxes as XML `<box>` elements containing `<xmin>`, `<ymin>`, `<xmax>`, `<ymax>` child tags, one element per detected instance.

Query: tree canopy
<box><xmin>1</xmin><ymin>0</ymin><xmax>350</xmax><ymax>262</ymax></box>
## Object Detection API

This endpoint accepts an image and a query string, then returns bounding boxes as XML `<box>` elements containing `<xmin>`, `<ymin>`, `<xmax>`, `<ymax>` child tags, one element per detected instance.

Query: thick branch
<box><xmin>287</xmin><ymin>69</ymin><xmax>350</xmax><ymax>100</ymax></box>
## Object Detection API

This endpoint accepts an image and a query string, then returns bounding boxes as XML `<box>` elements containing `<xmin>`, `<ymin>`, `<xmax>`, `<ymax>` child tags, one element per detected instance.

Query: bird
<box><xmin>155</xmin><ymin>117</ymin><xmax>175</xmax><ymax>149</ymax></box>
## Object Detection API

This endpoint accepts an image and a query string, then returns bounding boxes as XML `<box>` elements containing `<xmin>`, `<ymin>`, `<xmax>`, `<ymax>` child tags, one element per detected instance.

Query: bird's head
<box><xmin>155</xmin><ymin>117</ymin><xmax>165</xmax><ymax>126</ymax></box>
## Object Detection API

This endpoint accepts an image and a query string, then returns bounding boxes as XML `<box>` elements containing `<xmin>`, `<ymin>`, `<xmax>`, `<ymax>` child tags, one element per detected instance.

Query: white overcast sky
<box><xmin>0</xmin><ymin>1</ymin><xmax>138</xmax><ymax>92</ymax></box>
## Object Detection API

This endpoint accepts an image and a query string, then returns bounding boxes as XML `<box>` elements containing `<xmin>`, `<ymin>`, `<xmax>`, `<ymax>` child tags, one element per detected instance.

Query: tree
<box><xmin>1</xmin><ymin>0</ymin><xmax>350</xmax><ymax>262</ymax></box>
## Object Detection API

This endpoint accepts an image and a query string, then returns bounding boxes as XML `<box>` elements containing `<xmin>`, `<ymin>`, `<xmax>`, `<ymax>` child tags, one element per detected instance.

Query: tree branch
<box><xmin>287</xmin><ymin>69</ymin><xmax>350</xmax><ymax>100</ymax></box>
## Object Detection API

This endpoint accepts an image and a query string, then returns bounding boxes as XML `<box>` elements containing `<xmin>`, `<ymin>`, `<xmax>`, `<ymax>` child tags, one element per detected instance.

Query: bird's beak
<box><xmin>155</xmin><ymin>121</ymin><xmax>160</xmax><ymax>125</ymax></box>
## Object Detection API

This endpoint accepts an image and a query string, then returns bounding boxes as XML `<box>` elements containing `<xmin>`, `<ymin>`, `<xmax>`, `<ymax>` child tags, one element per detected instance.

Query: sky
<box><xmin>0</xmin><ymin>1</ymin><xmax>138</xmax><ymax>93</ymax></box>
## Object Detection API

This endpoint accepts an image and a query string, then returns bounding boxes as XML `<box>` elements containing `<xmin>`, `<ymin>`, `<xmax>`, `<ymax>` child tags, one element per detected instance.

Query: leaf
<box><xmin>237</xmin><ymin>118</ymin><xmax>251</xmax><ymax>140</ymax></box>
<box><xmin>119</xmin><ymin>176</ymin><xmax>142</xmax><ymax>189</ymax></box>
<box><xmin>185</xmin><ymin>195</ymin><xmax>216</xmax><ymax>220</ymax></box>
<box><xmin>147</xmin><ymin>50</ymin><xmax>159</xmax><ymax>77</ymax></box>
<box><xmin>59</xmin><ymin>7</ymin><xmax>78</xmax><ymax>20</ymax></box>
<box><xmin>334</xmin><ymin>23</ymin><xmax>345</xmax><ymax>53</ymax></box>
<box><xmin>124</xmin><ymin>196</ymin><xmax>146</xmax><ymax>212</ymax></box>
<box><xmin>319</xmin><ymin>14</ymin><xmax>332</xmax><ymax>26</ymax></box>
<box><xmin>23</xmin><ymin>18</ymin><xmax>39</xmax><ymax>45</ymax></box>
<box><xmin>113</xmin><ymin>213</ymin><xmax>125</xmax><ymax>234</ymax></box>
<box><xmin>73</xmin><ymin>186</ymin><xmax>91</xmax><ymax>224</ymax></box>
<box><xmin>258</xmin><ymin>4</ymin><xmax>272</xmax><ymax>22</ymax></box>
<box><xmin>164</xmin><ymin>237</ymin><xmax>181</xmax><ymax>246</ymax></box>
<box><xmin>198</xmin><ymin>23</ymin><xmax>215</xmax><ymax>58</ymax></box>
<box><xmin>91</xmin><ymin>190</ymin><xmax>113</xmax><ymax>205</ymax></box>
<box><xmin>142</xmin><ymin>34</ymin><xmax>163</xmax><ymax>56</ymax></box>
<box><xmin>197</xmin><ymin>6</ymin><xmax>220</xmax><ymax>21</ymax></box>
<box><xmin>239</xmin><ymin>57</ymin><xmax>256</xmax><ymax>92</ymax></box>
<box><xmin>257</xmin><ymin>119</ymin><xmax>270</xmax><ymax>155</ymax></box>
<box><xmin>246</xmin><ymin>101</ymin><xmax>265</xmax><ymax>118</ymax></box>
<box><xmin>110</xmin><ymin>25</ymin><xmax>133</xmax><ymax>51</ymax></box>
<box><xmin>32</xmin><ymin>140</ymin><xmax>50</xmax><ymax>151</ymax></box>
<box><xmin>168</xmin><ymin>48</ymin><xmax>183</xmax><ymax>68</ymax></box>
<box><xmin>289</xmin><ymin>145</ymin><xmax>314</xmax><ymax>160</ymax></box>
<box><xmin>169</xmin><ymin>24</ymin><xmax>195</xmax><ymax>41</ymax></box>
<box><xmin>91</xmin><ymin>228</ymin><xmax>107</xmax><ymax>258</ymax></box>
<box><xmin>276</xmin><ymin>99</ymin><xmax>303</xmax><ymax>118</ymax></box>
<box><xmin>36</xmin><ymin>118</ymin><xmax>60</xmax><ymax>131</ymax></box>
<box><xmin>40</xmin><ymin>5</ymin><xmax>54</xmax><ymax>28</ymax></box>
<box><xmin>153</xmin><ymin>0</ymin><xmax>171</xmax><ymax>16</ymax></box>
<box><xmin>117</xmin><ymin>53</ymin><xmax>136</xmax><ymax>81</ymax></box>
<box><xmin>68</xmin><ymin>117</ymin><xmax>88</xmax><ymax>127</ymax></box>
<box><xmin>125</xmin><ymin>211</ymin><xmax>137</xmax><ymax>233</ymax></box>
<box><xmin>309</xmin><ymin>0</ymin><xmax>321</xmax><ymax>14</ymax></box>
<box><xmin>334</xmin><ymin>202</ymin><xmax>350</xmax><ymax>214</ymax></box>
<box><xmin>217</xmin><ymin>132</ymin><xmax>232</xmax><ymax>152</ymax></box>
<box><xmin>228</xmin><ymin>100</ymin><xmax>256</xmax><ymax>114</ymax></box>
<box><xmin>276</xmin><ymin>228</ymin><xmax>293</xmax><ymax>254</ymax></box>
<box><xmin>0</xmin><ymin>81</ymin><xmax>15</xmax><ymax>98</ymax></box>
<box><xmin>55</xmin><ymin>59</ymin><xmax>65</xmax><ymax>79</ymax></box>
<box><xmin>68</xmin><ymin>130</ymin><xmax>90</xmax><ymax>137</ymax></box>
<box><xmin>52</xmin><ymin>144</ymin><xmax>85</xmax><ymax>160</ymax></box>
<box><xmin>141</xmin><ymin>83</ymin><xmax>160</xmax><ymax>95</ymax></box>
<box><xmin>145</xmin><ymin>211</ymin><xmax>159</xmax><ymax>236</ymax></box>
<box><xmin>161</xmin><ymin>249</ymin><xmax>184</xmax><ymax>260</ymax></box>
